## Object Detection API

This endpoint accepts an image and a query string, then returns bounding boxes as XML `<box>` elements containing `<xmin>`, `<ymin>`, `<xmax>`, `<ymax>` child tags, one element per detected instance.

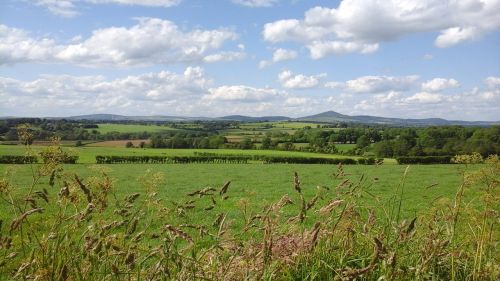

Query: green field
<box><xmin>95</xmin><ymin>123</ymin><xmax>179</xmax><ymax>133</ymax></box>
<box><xmin>1</xmin><ymin>145</ymin><xmax>385</xmax><ymax>164</ymax></box>
<box><xmin>0</xmin><ymin>149</ymin><xmax>496</xmax><ymax>279</ymax></box>
<box><xmin>0</xmin><ymin>163</ymin><xmax>472</xmax><ymax>225</ymax></box>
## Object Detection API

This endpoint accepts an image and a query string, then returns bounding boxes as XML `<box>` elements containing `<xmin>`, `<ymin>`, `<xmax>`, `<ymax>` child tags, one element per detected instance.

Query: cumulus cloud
<box><xmin>34</xmin><ymin>0</ymin><xmax>181</xmax><ymax>17</ymax></box>
<box><xmin>484</xmin><ymin>76</ymin><xmax>500</xmax><ymax>88</ymax></box>
<box><xmin>0</xmin><ymin>19</ymin><xmax>241</xmax><ymax>66</ymax></box>
<box><xmin>263</xmin><ymin>0</ymin><xmax>500</xmax><ymax>57</ymax></box>
<box><xmin>1</xmin><ymin>71</ymin><xmax>499</xmax><ymax>120</ymax></box>
<box><xmin>203</xmin><ymin>86</ymin><xmax>282</xmax><ymax>102</ymax></box>
<box><xmin>278</xmin><ymin>70</ymin><xmax>326</xmax><ymax>89</ymax></box>
<box><xmin>0</xmin><ymin>67</ymin><xmax>215</xmax><ymax>116</ymax></box>
<box><xmin>404</xmin><ymin>92</ymin><xmax>443</xmax><ymax>103</ymax></box>
<box><xmin>259</xmin><ymin>48</ymin><xmax>298</xmax><ymax>68</ymax></box>
<box><xmin>308</xmin><ymin>41</ymin><xmax>378</xmax><ymax>59</ymax></box>
<box><xmin>232</xmin><ymin>0</ymin><xmax>278</xmax><ymax>8</ymax></box>
<box><xmin>325</xmin><ymin>75</ymin><xmax>419</xmax><ymax>93</ymax></box>
<box><xmin>421</xmin><ymin>78</ymin><xmax>460</xmax><ymax>92</ymax></box>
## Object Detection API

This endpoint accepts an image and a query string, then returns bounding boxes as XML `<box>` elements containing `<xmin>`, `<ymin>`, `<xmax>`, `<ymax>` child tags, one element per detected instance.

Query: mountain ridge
<box><xmin>1</xmin><ymin>111</ymin><xmax>498</xmax><ymax>126</ymax></box>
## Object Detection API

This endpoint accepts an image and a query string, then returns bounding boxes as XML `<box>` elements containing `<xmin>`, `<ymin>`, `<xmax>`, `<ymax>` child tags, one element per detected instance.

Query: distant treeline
<box><xmin>2</xmin><ymin>119</ymin><xmax>498</xmax><ymax>159</ymax></box>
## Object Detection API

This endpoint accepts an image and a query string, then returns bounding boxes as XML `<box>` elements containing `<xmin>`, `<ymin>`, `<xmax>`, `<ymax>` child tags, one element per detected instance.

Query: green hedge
<box><xmin>95</xmin><ymin>155</ymin><xmax>251</xmax><ymax>164</ymax></box>
<box><xmin>396</xmin><ymin>156</ymin><xmax>452</xmax><ymax>164</ymax></box>
<box><xmin>93</xmin><ymin>155</ymin><xmax>377</xmax><ymax>165</ymax></box>
<box><xmin>261</xmin><ymin>156</ymin><xmax>357</xmax><ymax>165</ymax></box>
<box><xmin>0</xmin><ymin>155</ymin><xmax>38</xmax><ymax>164</ymax></box>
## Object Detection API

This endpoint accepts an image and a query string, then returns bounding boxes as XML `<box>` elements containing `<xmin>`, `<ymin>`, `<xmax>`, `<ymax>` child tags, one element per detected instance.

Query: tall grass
<box><xmin>0</xmin><ymin>133</ymin><xmax>498</xmax><ymax>280</ymax></box>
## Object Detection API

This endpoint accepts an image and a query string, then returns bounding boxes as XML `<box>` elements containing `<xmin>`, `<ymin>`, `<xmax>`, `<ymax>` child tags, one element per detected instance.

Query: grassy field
<box><xmin>0</xmin><ymin>163</ymin><xmax>472</xmax><ymax>225</ymax></box>
<box><xmin>0</xmin><ymin>152</ymin><xmax>497</xmax><ymax>279</ymax></box>
<box><xmin>1</xmin><ymin>144</ymin><xmax>383</xmax><ymax>164</ymax></box>
<box><xmin>86</xmin><ymin>139</ymin><xmax>150</xmax><ymax>147</ymax></box>
<box><xmin>95</xmin><ymin>123</ymin><xmax>179</xmax><ymax>133</ymax></box>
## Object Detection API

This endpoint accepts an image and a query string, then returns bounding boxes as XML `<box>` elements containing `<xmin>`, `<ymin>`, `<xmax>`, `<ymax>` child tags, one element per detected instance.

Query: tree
<box><xmin>373</xmin><ymin>140</ymin><xmax>393</xmax><ymax>158</ymax></box>
<box><xmin>261</xmin><ymin>135</ymin><xmax>271</xmax><ymax>149</ymax></box>
<box><xmin>240</xmin><ymin>137</ymin><xmax>254</xmax><ymax>150</ymax></box>
<box><xmin>356</xmin><ymin>135</ymin><xmax>370</xmax><ymax>149</ymax></box>
<box><xmin>282</xmin><ymin>142</ymin><xmax>295</xmax><ymax>151</ymax></box>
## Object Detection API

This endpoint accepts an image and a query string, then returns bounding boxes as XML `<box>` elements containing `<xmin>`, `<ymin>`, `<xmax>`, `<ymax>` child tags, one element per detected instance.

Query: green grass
<box><xmin>0</xmin><ymin>163</ymin><xmax>469</xmax><ymax>224</ymax></box>
<box><xmin>95</xmin><ymin>123</ymin><xmax>179</xmax><ymax>134</ymax></box>
<box><xmin>1</xmin><ymin>145</ymin><xmax>379</xmax><ymax>164</ymax></box>
<box><xmin>336</xmin><ymin>143</ymin><xmax>356</xmax><ymax>152</ymax></box>
<box><xmin>0</xmin><ymin>156</ymin><xmax>496</xmax><ymax>279</ymax></box>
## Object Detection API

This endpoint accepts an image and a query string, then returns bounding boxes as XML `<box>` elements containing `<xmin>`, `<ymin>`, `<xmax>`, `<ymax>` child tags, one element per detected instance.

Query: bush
<box><xmin>261</xmin><ymin>156</ymin><xmax>357</xmax><ymax>165</ymax></box>
<box><xmin>0</xmin><ymin>155</ymin><xmax>38</xmax><ymax>164</ymax></box>
<box><xmin>396</xmin><ymin>156</ymin><xmax>452</xmax><ymax>164</ymax></box>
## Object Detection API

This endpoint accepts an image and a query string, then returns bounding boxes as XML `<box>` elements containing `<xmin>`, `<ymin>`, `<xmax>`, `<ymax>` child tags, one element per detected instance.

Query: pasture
<box><xmin>94</xmin><ymin>123</ymin><xmax>179</xmax><ymax>134</ymax></box>
<box><xmin>0</xmin><ymin>143</ymin><xmax>497</xmax><ymax>280</ymax></box>
<box><xmin>0</xmin><ymin>145</ymin><xmax>381</xmax><ymax>164</ymax></box>
<box><xmin>0</xmin><ymin>162</ymin><xmax>469</xmax><ymax>220</ymax></box>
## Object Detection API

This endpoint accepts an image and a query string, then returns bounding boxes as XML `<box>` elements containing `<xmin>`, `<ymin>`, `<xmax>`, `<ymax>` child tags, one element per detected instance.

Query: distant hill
<box><xmin>297</xmin><ymin>111</ymin><xmax>498</xmax><ymax>126</ymax></box>
<box><xmin>2</xmin><ymin>111</ymin><xmax>497</xmax><ymax>126</ymax></box>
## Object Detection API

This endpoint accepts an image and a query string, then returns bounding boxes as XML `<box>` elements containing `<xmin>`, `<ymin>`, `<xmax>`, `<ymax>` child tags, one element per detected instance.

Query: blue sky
<box><xmin>0</xmin><ymin>0</ymin><xmax>499</xmax><ymax>120</ymax></box>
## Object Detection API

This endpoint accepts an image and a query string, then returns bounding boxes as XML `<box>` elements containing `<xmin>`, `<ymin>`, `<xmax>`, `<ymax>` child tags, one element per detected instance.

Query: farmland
<box><xmin>93</xmin><ymin>123</ymin><xmax>179</xmax><ymax>134</ymax></box>
<box><xmin>0</xmin><ymin>145</ymin><xmax>381</xmax><ymax>164</ymax></box>
<box><xmin>0</xmin><ymin>121</ymin><xmax>498</xmax><ymax>280</ymax></box>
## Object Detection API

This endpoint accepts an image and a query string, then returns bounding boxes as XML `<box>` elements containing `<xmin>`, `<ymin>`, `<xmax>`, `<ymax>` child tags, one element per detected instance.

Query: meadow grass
<box><xmin>0</xmin><ymin>142</ymin><xmax>497</xmax><ymax>280</ymax></box>
<box><xmin>95</xmin><ymin>123</ymin><xmax>179</xmax><ymax>134</ymax></box>
<box><xmin>0</xmin><ymin>163</ymin><xmax>476</xmax><ymax>229</ymax></box>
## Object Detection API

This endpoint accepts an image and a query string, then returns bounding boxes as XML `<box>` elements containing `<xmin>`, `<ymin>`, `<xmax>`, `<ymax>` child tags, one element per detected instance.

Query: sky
<box><xmin>0</xmin><ymin>0</ymin><xmax>499</xmax><ymax>121</ymax></box>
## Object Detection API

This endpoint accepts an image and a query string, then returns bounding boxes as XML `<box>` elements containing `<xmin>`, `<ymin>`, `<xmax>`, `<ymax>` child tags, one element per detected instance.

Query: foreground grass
<box><xmin>0</xmin><ymin>142</ymin><xmax>498</xmax><ymax>280</ymax></box>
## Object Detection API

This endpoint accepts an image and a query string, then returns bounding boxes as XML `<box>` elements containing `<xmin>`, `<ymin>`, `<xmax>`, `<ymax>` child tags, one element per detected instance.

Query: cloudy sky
<box><xmin>0</xmin><ymin>0</ymin><xmax>499</xmax><ymax>120</ymax></box>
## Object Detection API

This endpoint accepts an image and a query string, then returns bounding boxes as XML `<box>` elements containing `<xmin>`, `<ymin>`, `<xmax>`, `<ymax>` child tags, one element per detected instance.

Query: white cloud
<box><xmin>278</xmin><ymin>70</ymin><xmax>326</xmax><ymax>89</ymax></box>
<box><xmin>325</xmin><ymin>75</ymin><xmax>419</xmax><ymax>93</ymax></box>
<box><xmin>34</xmin><ymin>0</ymin><xmax>80</xmax><ymax>17</ymax></box>
<box><xmin>203</xmin><ymin>86</ymin><xmax>282</xmax><ymax>102</ymax></box>
<box><xmin>284</xmin><ymin>97</ymin><xmax>309</xmax><ymax>107</ymax></box>
<box><xmin>1</xmin><ymin>72</ymin><xmax>499</xmax><ymax>120</ymax></box>
<box><xmin>421</xmin><ymin>78</ymin><xmax>460</xmax><ymax>92</ymax></box>
<box><xmin>202</xmin><ymin>51</ymin><xmax>246</xmax><ymax>63</ymax></box>
<box><xmin>0</xmin><ymin>67</ymin><xmax>213</xmax><ymax>116</ymax></box>
<box><xmin>435</xmin><ymin>26</ymin><xmax>479</xmax><ymax>48</ymax></box>
<box><xmin>259</xmin><ymin>48</ymin><xmax>298</xmax><ymax>68</ymax></box>
<box><xmin>0</xmin><ymin>19</ymin><xmax>240</xmax><ymax>66</ymax></box>
<box><xmin>404</xmin><ymin>92</ymin><xmax>443</xmax><ymax>103</ymax></box>
<box><xmin>484</xmin><ymin>76</ymin><xmax>500</xmax><ymax>88</ymax></box>
<box><xmin>35</xmin><ymin>0</ymin><xmax>181</xmax><ymax>17</ymax></box>
<box><xmin>232</xmin><ymin>0</ymin><xmax>278</xmax><ymax>8</ymax></box>
<box><xmin>308</xmin><ymin>41</ymin><xmax>379</xmax><ymax>59</ymax></box>
<box><xmin>263</xmin><ymin>0</ymin><xmax>500</xmax><ymax>57</ymax></box>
